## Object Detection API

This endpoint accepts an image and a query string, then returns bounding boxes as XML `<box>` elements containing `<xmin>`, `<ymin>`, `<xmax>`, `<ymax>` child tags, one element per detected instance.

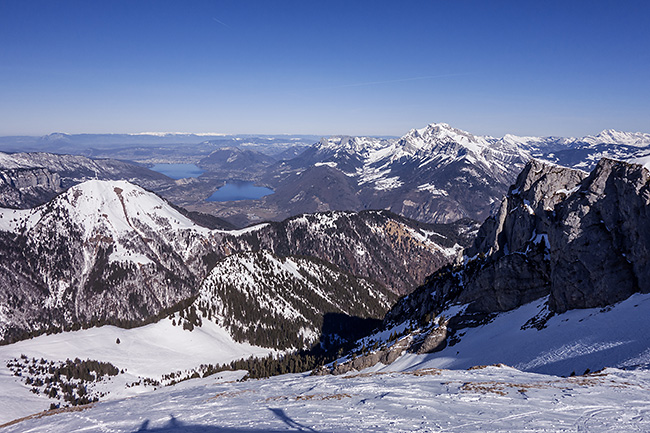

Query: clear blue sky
<box><xmin>1</xmin><ymin>0</ymin><xmax>649</xmax><ymax>137</ymax></box>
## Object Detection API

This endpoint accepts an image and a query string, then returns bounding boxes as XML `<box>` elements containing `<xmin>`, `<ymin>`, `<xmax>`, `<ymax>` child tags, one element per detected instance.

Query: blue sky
<box><xmin>1</xmin><ymin>0</ymin><xmax>649</xmax><ymax>137</ymax></box>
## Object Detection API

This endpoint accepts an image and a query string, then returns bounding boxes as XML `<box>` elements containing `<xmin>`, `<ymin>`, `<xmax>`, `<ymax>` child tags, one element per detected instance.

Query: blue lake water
<box><xmin>150</xmin><ymin>163</ymin><xmax>204</xmax><ymax>179</ymax></box>
<box><xmin>207</xmin><ymin>181</ymin><xmax>275</xmax><ymax>202</ymax></box>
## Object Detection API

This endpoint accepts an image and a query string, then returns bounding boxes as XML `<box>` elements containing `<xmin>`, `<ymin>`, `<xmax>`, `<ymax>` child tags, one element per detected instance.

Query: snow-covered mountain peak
<box><xmin>315</xmin><ymin>135</ymin><xmax>386</xmax><ymax>155</ymax></box>
<box><xmin>0</xmin><ymin>179</ymin><xmax>209</xmax><ymax>266</ymax></box>
<box><xmin>500</xmin><ymin>133</ymin><xmax>547</xmax><ymax>146</ymax></box>
<box><xmin>54</xmin><ymin>180</ymin><xmax>202</xmax><ymax>235</ymax></box>
<box><xmin>398</xmin><ymin>122</ymin><xmax>493</xmax><ymax>159</ymax></box>
<box><xmin>584</xmin><ymin>129</ymin><xmax>650</xmax><ymax>147</ymax></box>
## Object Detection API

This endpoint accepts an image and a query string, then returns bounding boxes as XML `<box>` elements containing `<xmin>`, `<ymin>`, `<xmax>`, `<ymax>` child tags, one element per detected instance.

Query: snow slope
<box><xmin>0</xmin><ymin>320</ymin><xmax>273</xmax><ymax>424</ymax></box>
<box><xmin>3</xmin><ymin>294</ymin><xmax>650</xmax><ymax>430</ymax></box>
<box><xmin>2</xmin><ymin>365</ymin><xmax>649</xmax><ymax>432</ymax></box>
<box><xmin>369</xmin><ymin>293</ymin><xmax>650</xmax><ymax>377</ymax></box>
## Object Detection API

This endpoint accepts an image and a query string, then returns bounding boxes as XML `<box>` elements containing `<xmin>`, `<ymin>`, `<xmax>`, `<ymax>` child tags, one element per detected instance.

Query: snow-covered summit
<box><xmin>59</xmin><ymin>180</ymin><xmax>207</xmax><ymax>238</ymax></box>
<box><xmin>314</xmin><ymin>135</ymin><xmax>388</xmax><ymax>157</ymax></box>
<box><xmin>581</xmin><ymin>129</ymin><xmax>650</xmax><ymax>147</ymax></box>
<box><xmin>2</xmin><ymin>179</ymin><xmax>206</xmax><ymax>236</ymax></box>
<box><xmin>0</xmin><ymin>179</ymin><xmax>211</xmax><ymax>270</ymax></box>
<box><xmin>400</xmin><ymin>122</ymin><xmax>491</xmax><ymax>155</ymax></box>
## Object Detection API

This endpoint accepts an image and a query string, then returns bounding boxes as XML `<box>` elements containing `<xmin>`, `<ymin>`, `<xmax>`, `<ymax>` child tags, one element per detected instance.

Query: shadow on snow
<box><xmin>132</xmin><ymin>410</ymin><xmax>326</xmax><ymax>432</ymax></box>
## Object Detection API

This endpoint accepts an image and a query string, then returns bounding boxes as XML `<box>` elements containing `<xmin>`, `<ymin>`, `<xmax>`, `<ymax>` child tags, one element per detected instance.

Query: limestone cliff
<box><xmin>386</xmin><ymin>158</ymin><xmax>650</xmax><ymax>328</ymax></box>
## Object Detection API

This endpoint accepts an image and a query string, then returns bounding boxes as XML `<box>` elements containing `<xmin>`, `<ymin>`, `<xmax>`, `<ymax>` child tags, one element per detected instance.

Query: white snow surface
<box><xmin>0</xmin><ymin>320</ymin><xmax>273</xmax><ymax>424</ymax></box>
<box><xmin>630</xmin><ymin>154</ymin><xmax>650</xmax><ymax>171</ymax></box>
<box><xmin>582</xmin><ymin>129</ymin><xmax>650</xmax><ymax>147</ymax></box>
<box><xmin>2</xmin><ymin>364</ymin><xmax>650</xmax><ymax>432</ymax></box>
<box><xmin>2</xmin><ymin>294</ymin><xmax>650</xmax><ymax>430</ymax></box>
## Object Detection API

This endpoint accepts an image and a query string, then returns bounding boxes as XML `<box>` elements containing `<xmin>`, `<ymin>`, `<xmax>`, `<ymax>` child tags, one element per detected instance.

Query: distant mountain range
<box><xmin>0</xmin><ymin>133</ymin><xmax>320</xmax><ymax>164</ymax></box>
<box><xmin>1</xmin><ymin>126</ymin><xmax>650</xmax><ymax>423</ymax></box>
<box><xmin>1</xmin><ymin>124</ymin><xmax>649</xmax><ymax>227</ymax></box>
<box><xmin>182</xmin><ymin>123</ymin><xmax>650</xmax><ymax>225</ymax></box>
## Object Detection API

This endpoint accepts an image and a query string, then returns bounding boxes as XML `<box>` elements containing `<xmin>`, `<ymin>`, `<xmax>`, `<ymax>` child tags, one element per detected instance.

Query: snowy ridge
<box><xmin>313</xmin><ymin>123</ymin><xmax>529</xmax><ymax>191</ymax></box>
<box><xmin>287</xmin><ymin>123</ymin><xmax>650</xmax><ymax>223</ymax></box>
<box><xmin>582</xmin><ymin>129</ymin><xmax>650</xmax><ymax>147</ymax></box>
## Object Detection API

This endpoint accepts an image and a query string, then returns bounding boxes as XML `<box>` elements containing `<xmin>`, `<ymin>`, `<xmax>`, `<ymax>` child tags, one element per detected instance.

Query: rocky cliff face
<box><xmin>385</xmin><ymin>158</ymin><xmax>650</xmax><ymax>329</ymax></box>
<box><xmin>549</xmin><ymin>159</ymin><xmax>650</xmax><ymax>312</ymax></box>
<box><xmin>0</xmin><ymin>152</ymin><xmax>174</xmax><ymax>209</ymax></box>
<box><xmin>0</xmin><ymin>167</ymin><xmax>63</xmax><ymax>208</ymax></box>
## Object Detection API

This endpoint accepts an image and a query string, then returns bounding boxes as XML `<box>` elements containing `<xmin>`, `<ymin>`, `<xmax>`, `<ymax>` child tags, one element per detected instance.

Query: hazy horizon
<box><xmin>1</xmin><ymin>123</ymin><xmax>649</xmax><ymax>140</ymax></box>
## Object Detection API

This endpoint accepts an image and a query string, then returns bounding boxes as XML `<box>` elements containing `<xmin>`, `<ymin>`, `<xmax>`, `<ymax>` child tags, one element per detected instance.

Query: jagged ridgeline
<box><xmin>0</xmin><ymin>180</ymin><xmax>471</xmax><ymax>345</ymax></box>
<box><xmin>386</xmin><ymin>158</ymin><xmax>650</xmax><ymax>340</ymax></box>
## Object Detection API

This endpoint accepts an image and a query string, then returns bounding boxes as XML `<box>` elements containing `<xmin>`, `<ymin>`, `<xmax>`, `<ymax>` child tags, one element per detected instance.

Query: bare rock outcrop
<box><xmin>317</xmin><ymin>319</ymin><xmax>449</xmax><ymax>375</ymax></box>
<box><xmin>0</xmin><ymin>167</ymin><xmax>62</xmax><ymax>208</ymax></box>
<box><xmin>386</xmin><ymin>158</ymin><xmax>650</xmax><ymax>330</ymax></box>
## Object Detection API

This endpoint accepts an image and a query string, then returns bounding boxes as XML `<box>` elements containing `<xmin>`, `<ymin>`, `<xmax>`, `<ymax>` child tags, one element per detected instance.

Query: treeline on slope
<box><xmin>161</xmin><ymin>333</ymin><xmax>377</xmax><ymax>386</ymax></box>
<box><xmin>163</xmin><ymin>315</ymin><xmax>408</xmax><ymax>384</ymax></box>
<box><xmin>6</xmin><ymin>355</ymin><xmax>120</xmax><ymax>408</ymax></box>
<box><xmin>231</xmin><ymin>210</ymin><xmax>477</xmax><ymax>295</ymax></box>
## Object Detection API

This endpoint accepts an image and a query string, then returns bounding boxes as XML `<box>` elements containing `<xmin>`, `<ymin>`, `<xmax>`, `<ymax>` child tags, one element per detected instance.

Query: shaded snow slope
<box><xmin>376</xmin><ymin>293</ymin><xmax>650</xmax><ymax>377</ymax></box>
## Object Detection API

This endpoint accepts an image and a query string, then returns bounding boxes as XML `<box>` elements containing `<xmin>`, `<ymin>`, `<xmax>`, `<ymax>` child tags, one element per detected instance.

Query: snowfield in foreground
<box><xmin>2</xmin><ymin>293</ymin><xmax>650</xmax><ymax>430</ymax></box>
<box><xmin>2</xmin><ymin>365</ymin><xmax>650</xmax><ymax>432</ymax></box>
<box><xmin>0</xmin><ymin>320</ymin><xmax>273</xmax><ymax>425</ymax></box>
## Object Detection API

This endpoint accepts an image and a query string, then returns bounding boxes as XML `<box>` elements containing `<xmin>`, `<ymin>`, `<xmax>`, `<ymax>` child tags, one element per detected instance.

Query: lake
<box><xmin>207</xmin><ymin>181</ymin><xmax>275</xmax><ymax>202</ymax></box>
<box><xmin>150</xmin><ymin>163</ymin><xmax>204</xmax><ymax>179</ymax></box>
